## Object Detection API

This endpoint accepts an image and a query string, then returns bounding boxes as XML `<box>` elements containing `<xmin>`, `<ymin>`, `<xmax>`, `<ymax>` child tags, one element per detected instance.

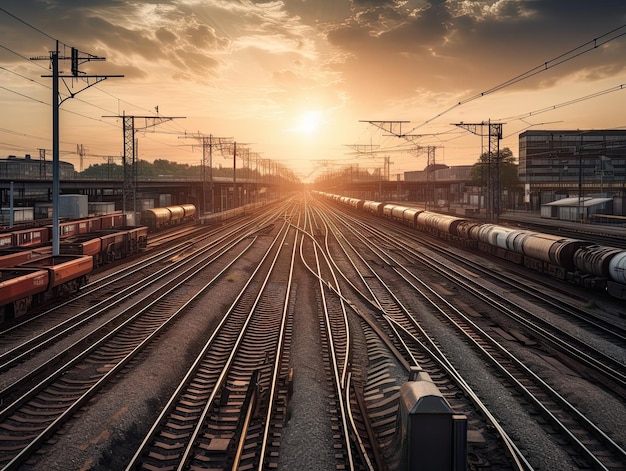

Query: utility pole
<box><xmin>454</xmin><ymin>121</ymin><xmax>503</xmax><ymax>222</ymax></box>
<box><xmin>38</xmin><ymin>148</ymin><xmax>46</xmax><ymax>179</ymax></box>
<box><xmin>180</xmin><ymin>133</ymin><xmax>230</xmax><ymax>214</ymax></box>
<box><xmin>77</xmin><ymin>144</ymin><xmax>86</xmax><ymax>173</ymax></box>
<box><xmin>32</xmin><ymin>41</ymin><xmax>122</xmax><ymax>255</ymax></box>
<box><xmin>220</xmin><ymin>141</ymin><xmax>252</xmax><ymax>209</ymax></box>
<box><xmin>407</xmin><ymin>143</ymin><xmax>439</xmax><ymax>209</ymax></box>
<box><xmin>103</xmin><ymin>114</ymin><xmax>184</xmax><ymax>221</ymax></box>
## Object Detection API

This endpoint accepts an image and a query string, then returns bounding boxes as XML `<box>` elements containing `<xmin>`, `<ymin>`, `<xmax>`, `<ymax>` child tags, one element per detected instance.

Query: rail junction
<box><xmin>0</xmin><ymin>193</ymin><xmax>624</xmax><ymax>471</ymax></box>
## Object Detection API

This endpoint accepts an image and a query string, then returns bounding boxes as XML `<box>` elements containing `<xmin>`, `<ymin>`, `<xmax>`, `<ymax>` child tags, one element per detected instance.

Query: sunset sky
<box><xmin>0</xmin><ymin>1</ymin><xmax>625</xmax><ymax>182</ymax></box>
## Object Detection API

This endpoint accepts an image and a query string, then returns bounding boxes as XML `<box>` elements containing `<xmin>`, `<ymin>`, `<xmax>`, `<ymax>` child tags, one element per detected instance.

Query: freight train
<box><xmin>0</xmin><ymin>204</ymin><xmax>197</xmax><ymax>324</ymax></box>
<box><xmin>140</xmin><ymin>204</ymin><xmax>197</xmax><ymax>231</ymax></box>
<box><xmin>314</xmin><ymin>192</ymin><xmax>626</xmax><ymax>300</ymax></box>
<box><xmin>0</xmin><ymin>225</ymin><xmax>148</xmax><ymax>324</ymax></box>
<box><xmin>0</xmin><ymin>212</ymin><xmax>125</xmax><ymax>249</ymax></box>
<box><xmin>0</xmin><ymin>255</ymin><xmax>93</xmax><ymax>323</ymax></box>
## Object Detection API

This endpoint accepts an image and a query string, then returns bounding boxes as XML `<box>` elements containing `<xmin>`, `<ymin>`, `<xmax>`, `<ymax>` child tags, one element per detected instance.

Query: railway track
<box><xmin>299</xmin><ymin>202</ymin><xmax>377</xmax><ymax>470</ymax></box>
<box><xmin>0</xmin><ymin>194</ymin><xmax>622</xmax><ymax>470</ymax></box>
<box><xmin>0</xmin><ymin>207</ymin><xmax>282</xmax><ymax>379</ymax></box>
<box><xmin>0</xmin><ymin>205</ymin><xmax>290</xmax><ymax>469</ymax></box>
<box><xmin>127</xmin><ymin>205</ymin><xmax>298</xmax><ymax>470</ymax></box>
<box><xmin>317</xmin><ymin>197</ymin><xmax>626</xmax><ymax>470</ymax></box>
<box><xmin>308</xmin><ymin>201</ymin><xmax>529</xmax><ymax>470</ymax></box>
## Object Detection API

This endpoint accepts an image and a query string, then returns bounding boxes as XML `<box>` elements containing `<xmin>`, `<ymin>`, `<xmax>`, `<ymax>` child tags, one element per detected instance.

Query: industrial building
<box><xmin>518</xmin><ymin>130</ymin><xmax>626</xmax><ymax>211</ymax></box>
<box><xmin>0</xmin><ymin>154</ymin><xmax>75</xmax><ymax>180</ymax></box>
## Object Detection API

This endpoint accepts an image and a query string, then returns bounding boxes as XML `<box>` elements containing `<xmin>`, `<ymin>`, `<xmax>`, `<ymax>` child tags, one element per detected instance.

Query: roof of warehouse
<box><xmin>543</xmin><ymin>197</ymin><xmax>613</xmax><ymax>208</ymax></box>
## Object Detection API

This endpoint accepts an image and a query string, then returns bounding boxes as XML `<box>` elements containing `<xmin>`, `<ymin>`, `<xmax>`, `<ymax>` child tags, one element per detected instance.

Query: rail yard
<box><xmin>0</xmin><ymin>193</ymin><xmax>624</xmax><ymax>471</ymax></box>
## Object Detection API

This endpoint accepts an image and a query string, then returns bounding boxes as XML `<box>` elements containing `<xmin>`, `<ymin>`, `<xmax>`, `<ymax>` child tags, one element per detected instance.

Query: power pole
<box><xmin>38</xmin><ymin>148</ymin><xmax>46</xmax><ymax>179</ymax></box>
<box><xmin>77</xmin><ymin>144</ymin><xmax>86</xmax><ymax>173</ymax></box>
<box><xmin>32</xmin><ymin>42</ymin><xmax>122</xmax><ymax>255</ymax></box>
<box><xmin>454</xmin><ymin>121</ymin><xmax>503</xmax><ymax>222</ymax></box>
<box><xmin>407</xmin><ymin>144</ymin><xmax>439</xmax><ymax>209</ymax></box>
<box><xmin>180</xmin><ymin>133</ymin><xmax>230</xmax><ymax>214</ymax></box>
<box><xmin>103</xmin><ymin>114</ymin><xmax>184</xmax><ymax>221</ymax></box>
<box><xmin>220</xmin><ymin>141</ymin><xmax>252</xmax><ymax>209</ymax></box>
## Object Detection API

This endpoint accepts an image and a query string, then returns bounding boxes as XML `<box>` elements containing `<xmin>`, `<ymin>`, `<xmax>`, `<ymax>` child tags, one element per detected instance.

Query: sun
<box><xmin>295</xmin><ymin>110</ymin><xmax>323</xmax><ymax>134</ymax></box>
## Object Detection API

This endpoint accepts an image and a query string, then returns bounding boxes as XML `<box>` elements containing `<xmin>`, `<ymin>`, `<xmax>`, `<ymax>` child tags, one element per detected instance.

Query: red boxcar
<box><xmin>0</xmin><ymin>268</ymin><xmax>49</xmax><ymax>319</ymax></box>
<box><xmin>78</xmin><ymin>217</ymin><xmax>102</xmax><ymax>234</ymax></box>
<box><xmin>13</xmin><ymin>227</ymin><xmax>51</xmax><ymax>247</ymax></box>
<box><xmin>20</xmin><ymin>255</ymin><xmax>93</xmax><ymax>290</ymax></box>
<box><xmin>99</xmin><ymin>213</ymin><xmax>124</xmax><ymax>229</ymax></box>
<box><xmin>0</xmin><ymin>247</ymin><xmax>51</xmax><ymax>268</ymax></box>
<box><xmin>0</xmin><ymin>232</ymin><xmax>13</xmax><ymax>248</ymax></box>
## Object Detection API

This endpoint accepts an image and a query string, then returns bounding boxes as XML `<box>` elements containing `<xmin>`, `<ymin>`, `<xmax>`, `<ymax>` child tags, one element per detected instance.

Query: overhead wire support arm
<box><xmin>344</xmin><ymin>144</ymin><xmax>380</xmax><ymax>155</ymax></box>
<box><xmin>360</xmin><ymin>120</ymin><xmax>411</xmax><ymax>138</ymax></box>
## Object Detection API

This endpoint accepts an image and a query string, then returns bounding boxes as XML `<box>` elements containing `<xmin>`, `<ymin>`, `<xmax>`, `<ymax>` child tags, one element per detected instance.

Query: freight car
<box><xmin>60</xmin><ymin>226</ymin><xmax>148</xmax><ymax>267</ymax></box>
<box><xmin>0</xmin><ymin>255</ymin><xmax>93</xmax><ymax>323</ymax></box>
<box><xmin>0</xmin><ymin>211</ymin><xmax>126</xmax><ymax>250</ymax></box>
<box><xmin>0</xmin><ymin>247</ymin><xmax>50</xmax><ymax>268</ymax></box>
<box><xmin>315</xmin><ymin>192</ymin><xmax>626</xmax><ymax>300</ymax></box>
<box><xmin>139</xmin><ymin>204</ymin><xmax>197</xmax><ymax>231</ymax></box>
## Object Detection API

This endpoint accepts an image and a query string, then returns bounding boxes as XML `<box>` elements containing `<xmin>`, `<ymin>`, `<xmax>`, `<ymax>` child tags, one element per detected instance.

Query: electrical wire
<box><xmin>405</xmin><ymin>25</ymin><xmax>626</xmax><ymax>134</ymax></box>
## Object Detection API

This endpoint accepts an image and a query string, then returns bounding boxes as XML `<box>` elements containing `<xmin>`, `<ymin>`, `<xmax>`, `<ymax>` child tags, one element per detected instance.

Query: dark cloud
<box><xmin>323</xmin><ymin>0</ymin><xmax>626</xmax><ymax>105</ymax></box>
<box><xmin>0</xmin><ymin>0</ymin><xmax>231</xmax><ymax>82</ymax></box>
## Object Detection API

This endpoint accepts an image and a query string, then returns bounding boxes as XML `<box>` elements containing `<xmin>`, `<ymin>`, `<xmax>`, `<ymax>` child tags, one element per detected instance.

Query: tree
<box><xmin>470</xmin><ymin>147</ymin><xmax>519</xmax><ymax>190</ymax></box>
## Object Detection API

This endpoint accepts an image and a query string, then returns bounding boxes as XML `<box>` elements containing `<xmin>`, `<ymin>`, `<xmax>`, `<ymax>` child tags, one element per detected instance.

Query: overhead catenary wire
<box><xmin>406</xmin><ymin>25</ymin><xmax>626</xmax><ymax>134</ymax></box>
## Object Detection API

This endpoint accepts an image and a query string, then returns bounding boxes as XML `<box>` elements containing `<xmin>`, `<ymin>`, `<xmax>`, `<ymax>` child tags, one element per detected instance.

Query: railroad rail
<box><xmin>127</xmin><ymin>205</ymin><xmax>298</xmax><ymax>470</ymax></box>
<box><xmin>318</xmin><ymin>196</ymin><xmax>626</xmax><ymax>470</ymax></box>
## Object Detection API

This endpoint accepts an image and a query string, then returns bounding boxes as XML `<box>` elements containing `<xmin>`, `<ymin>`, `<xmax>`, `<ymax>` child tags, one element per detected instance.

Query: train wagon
<box><xmin>77</xmin><ymin>216</ymin><xmax>102</xmax><ymax>234</ymax></box>
<box><xmin>61</xmin><ymin>226</ymin><xmax>148</xmax><ymax>267</ymax></box>
<box><xmin>0</xmin><ymin>232</ymin><xmax>13</xmax><ymax>248</ymax></box>
<box><xmin>0</xmin><ymin>247</ymin><xmax>51</xmax><ymax>268</ymax></box>
<box><xmin>19</xmin><ymin>255</ymin><xmax>93</xmax><ymax>291</ymax></box>
<box><xmin>180</xmin><ymin>204</ymin><xmax>197</xmax><ymax>220</ymax></box>
<box><xmin>166</xmin><ymin>206</ymin><xmax>185</xmax><ymax>224</ymax></box>
<box><xmin>123</xmin><ymin>225</ymin><xmax>149</xmax><ymax>252</ymax></box>
<box><xmin>13</xmin><ymin>226</ymin><xmax>50</xmax><ymax>247</ymax></box>
<box><xmin>100</xmin><ymin>212</ymin><xmax>125</xmax><ymax>229</ymax></box>
<box><xmin>0</xmin><ymin>268</ymin><xmax>49</xmax><ymax>320</ymax></box>
<box><xmin>0</xmin><ymin>255</ymin><xmax>92</xmax><ymax>323</ymax></box>
<box><xmin>140</xmin><ymin>205</ymin><xmax>196</xmax><ymax>231</ymax></box>
<box><xmin>140</xmin><ymin>207</ymin><xmax>172</xmax><ymax>231</ymax></box>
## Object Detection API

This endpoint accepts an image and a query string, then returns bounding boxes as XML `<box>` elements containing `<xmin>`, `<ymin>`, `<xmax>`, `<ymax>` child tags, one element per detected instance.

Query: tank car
<box><xmin>571</xmin><ymin>245</ymin><xmax>626</xmax><ymax>293</ymax></box>
<box><xmin>140</xmin><ymin>207</ymin><xmax>173</xmax><ymax>231</ymax></box>
<box><xmin>390</xmin><ymin>205</ymin><xmax>411</xmax><ymax>223</ymax></box>
<box><xmin>180</xmin><ymin>204</ymin><xmax>197</xmax><ymax>221</ymax></box>
<box><xmin>416</xmin><ymin>212</ymin><xmax>466</xmax><ymax>239</ymax></box>
<box><xmin>455</xmin><ymin>220</ymin><xmax>482</xmax><ymax>244</ymax></box>
<box><xmin>402</xmin><ymin>208</ymin><xmax>423</xmax><ymax>228</ymax></box>
<box><xmin>166</xmin><ymin>206</ymin><xmax>185</xmax><ymax>224</ymax></box>
<box><xmin>363</xmin><ymin>201</ymin><xmax>384</xmax><ymax>217</ymax></box>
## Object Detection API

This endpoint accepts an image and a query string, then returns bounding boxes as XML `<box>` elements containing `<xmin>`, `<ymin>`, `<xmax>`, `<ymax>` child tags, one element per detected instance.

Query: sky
<box><xmin>0</xmin><ymin>1</ymin><xmax>625</xmax><ymax>182</ymax></box>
